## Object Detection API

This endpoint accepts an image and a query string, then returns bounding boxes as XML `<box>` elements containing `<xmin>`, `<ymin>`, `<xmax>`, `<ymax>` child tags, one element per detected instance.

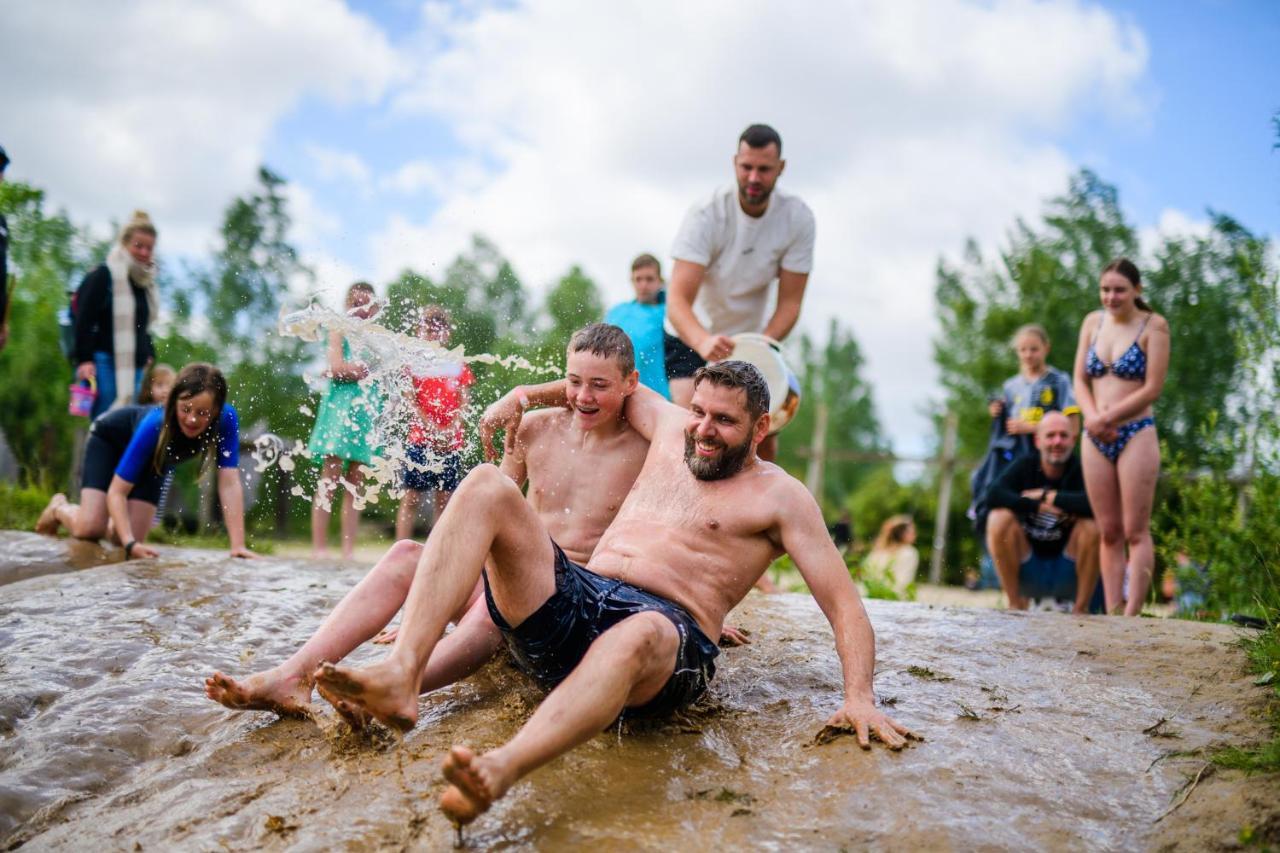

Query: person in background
<box><xmin>985</xmin><ymin>412</ymin><xmax>1100</xmax><ymax>613</ymax></box>
<box><xmin>72</xmin><ymin>210</ymin><xmax>160</xmax><ymax>418</ymax></box>
<box><xmin>395</xmin><ymin>306</ymin><xmax>474</xmax><ymax>540</ymax></box>
<box><xmin>969</xmin><ymin>323</ymin><xmax>1078</xmax><ymax>588</ymax></box>
<box><xmin>604</xmin><ymin>253</ymin><xmax>669</xmax><ymax>399</ymax></box>
<box><xmin>863</xmin><ymin>515</ymin><xmax>919</xmax><ymax>599</ymax></box>
<box><xmin>664</xmin><ymin>124</ymin><xmax>815</xmax><ymax>462</ymax></box>
<box><xmin>309</xmin><ymin>281</ymin><xmax>382</xmax><ymax>560</ymax></box>
<box><xmin>143</xmin><ymin>363</ymin><xmax>176</xmax><ymax>406</ymax></box>
<box><xmin>35</xmin><ymin>363</ymin><xmax>255</xmax><ymax>560</ymax></box>
<box><xmin>1073</xmin><ymin>258</ymin><xmax>1170</xmax><ymax>615</ymax></box>
<box><xmin>0</xmin><ymin>144</ymin><xmax>10</xmax><ymax>352</ymax></box>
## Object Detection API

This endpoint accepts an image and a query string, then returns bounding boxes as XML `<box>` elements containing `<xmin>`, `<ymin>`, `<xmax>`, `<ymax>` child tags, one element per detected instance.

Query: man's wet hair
<box><xmin>568</xmin><ymin>323</ymin><xmax>635</xmax><ymax>377</ymax></box>
<box><xmin>739</xmin><ymin>124</ymin><xmax>782</xmax><ymax>155</ymax></box>
<box><xmin>692</xmin><ymin>360</ymin><xmax>770</xmax><ymax>420</ymax></box>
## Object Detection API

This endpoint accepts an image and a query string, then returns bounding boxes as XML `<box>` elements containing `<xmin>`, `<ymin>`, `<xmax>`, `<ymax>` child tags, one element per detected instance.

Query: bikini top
<box><xmin>1085</xmin><ymin>312</ymin><xmax>1150</xmax><ymax>381</ymax></box>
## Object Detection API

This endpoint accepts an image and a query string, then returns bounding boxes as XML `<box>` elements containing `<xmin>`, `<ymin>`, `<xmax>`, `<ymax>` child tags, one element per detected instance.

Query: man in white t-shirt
<box><xmin>665</xmin><ymin>124</ymin><xmax>815</xmax><ymax>460</ymax></box>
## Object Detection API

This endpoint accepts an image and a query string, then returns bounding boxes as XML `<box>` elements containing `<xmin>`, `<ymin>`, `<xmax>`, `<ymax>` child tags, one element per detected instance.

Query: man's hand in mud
<box><xmin>479</xmin><ymin>393</ymin><xmax>525</xmax><ymax>462</ymax></box>
<box><xmin>718</xmin><ymin>625</ymin><xmax>751</xmax><ymax>647</ymax></box>
<box><xmin>373</xmin><ymin>626</ymin><xmax>399</xmax><ymax>645</ymax></box>
<box><xmin>229</xmin><ymin>547</ymin><xmax>259</xmax><ymax>559</ymax></box>
<box><xmin>825</xmin><ymin>698</ymin><xmax>914</xmax><ymax>750</ymax></box>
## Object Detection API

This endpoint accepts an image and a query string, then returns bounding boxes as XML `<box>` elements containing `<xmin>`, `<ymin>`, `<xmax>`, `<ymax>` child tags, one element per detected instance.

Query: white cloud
<box><xmin>305</xmin><ymin>144</ymin><xmax>373</xmax><ymax>186</ymax></box>
<box><xmin>1</xmin><ymin>0</ymin><xmax>402</xmax><ymax>257</ymax></box>
<box><xmin>371</xmin><ymin>0</ymin><xmax>1150</xmax><ymax>454</ymax></box>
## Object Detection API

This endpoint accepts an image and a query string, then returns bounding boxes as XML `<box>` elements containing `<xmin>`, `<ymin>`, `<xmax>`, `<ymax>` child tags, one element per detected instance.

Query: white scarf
<box><xmin>105</xmin><ymin>243</ymin><xmax>160</xmax><ymax>408</ymax></box>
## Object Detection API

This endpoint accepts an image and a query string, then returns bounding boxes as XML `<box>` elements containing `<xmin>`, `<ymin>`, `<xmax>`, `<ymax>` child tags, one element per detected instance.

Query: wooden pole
<box><xmin>929</xmin><ymin>412</ymin><xmax>959</xmax><ymax>585</ymax></box>
<box><xmin>804</xmin><ymin>400</ymin><xmax>829</xmax><ymax>500</ymax></box>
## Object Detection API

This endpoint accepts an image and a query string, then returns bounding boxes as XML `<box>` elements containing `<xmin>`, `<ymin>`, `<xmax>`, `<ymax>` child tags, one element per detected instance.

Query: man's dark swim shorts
<box><xmin>483</xmin><ymin>541</ymin><xmax>719</xmax><ymax>718</ymax></box>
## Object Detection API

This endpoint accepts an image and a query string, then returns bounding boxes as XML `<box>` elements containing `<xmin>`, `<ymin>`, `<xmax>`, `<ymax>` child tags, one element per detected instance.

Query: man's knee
<box><xmin>1071</xmin><ymin>519</ymin><xmax>1099</xmax><ymax>551</ymax></box>
<box><xmin>986</xmin><ymin>510</ymin><xmax>1024</xmax><ymax>550</ymax></box>
<box><xmin>596</xmin><ymin>613</ymin><xmax>677</xmax><ymax>674</ymax></box>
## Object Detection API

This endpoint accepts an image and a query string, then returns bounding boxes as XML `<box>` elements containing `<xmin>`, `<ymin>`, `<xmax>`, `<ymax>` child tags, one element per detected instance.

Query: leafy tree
<box><xmin>775</xmin><ymin>318</ymin><xmax>886</xmax><ymax>510</ymax></box>
<box><xmin>541</xmin><ymin>264</ymin><xmax>603</xmax><ymax>348</ymax></box>
<box><xmin>0</xmin><ymin>182</ymin><xmax>91</xmax><ymax>481</ymax></box>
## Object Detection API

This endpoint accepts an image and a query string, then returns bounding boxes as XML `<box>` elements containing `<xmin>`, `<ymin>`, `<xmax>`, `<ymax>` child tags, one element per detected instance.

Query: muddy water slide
<box><xmin>1</xmin><ymin>530</ymin><xmax>1274</xmax><ymax>849</ymax></box>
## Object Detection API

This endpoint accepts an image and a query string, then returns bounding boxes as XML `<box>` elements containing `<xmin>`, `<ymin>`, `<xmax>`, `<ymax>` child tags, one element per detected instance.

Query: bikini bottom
<box><xmin>1086</xmin><ymin>416</ymin><xmax>1155</xmax><ymax>464</ymax></box>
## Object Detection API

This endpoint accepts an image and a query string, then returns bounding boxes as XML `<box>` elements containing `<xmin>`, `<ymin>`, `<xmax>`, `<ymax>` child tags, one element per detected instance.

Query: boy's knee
<box><xmin>456</xmin><ymin>464</ymin><xmax>519</xmax><ymax>506</ymax></box>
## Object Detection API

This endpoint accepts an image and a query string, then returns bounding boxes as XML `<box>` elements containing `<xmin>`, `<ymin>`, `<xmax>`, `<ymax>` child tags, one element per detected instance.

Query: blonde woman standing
<box><xmin>72</xmin><ymin>211</ymin><xmax>160</xmax><ymax>418</ymax></box>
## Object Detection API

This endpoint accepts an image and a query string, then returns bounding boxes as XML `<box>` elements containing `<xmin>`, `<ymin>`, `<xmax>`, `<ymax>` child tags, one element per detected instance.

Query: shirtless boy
<box><xmin>204</xmin><ymin>325</ymin><xmax>656</xmax><ymax>717</ymax></box>
<box><xmin>311</xmin><ymin>360</ymin><xmax>911</xmax><ymax>825</ymax></box>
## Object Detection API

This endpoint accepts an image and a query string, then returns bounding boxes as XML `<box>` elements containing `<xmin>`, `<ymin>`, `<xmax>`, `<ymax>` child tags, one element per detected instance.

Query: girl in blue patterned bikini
<box><xmin>1072</xmin><ymin>259</ymin><xmax>1170</xmax><ymax>615</ymax></box>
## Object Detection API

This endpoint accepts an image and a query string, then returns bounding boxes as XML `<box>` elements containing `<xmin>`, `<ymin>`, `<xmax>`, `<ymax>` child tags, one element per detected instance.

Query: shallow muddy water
<box><xmin>1</xmin><ymin>530</ymin><xmax>1274</xmax><ymax>850</ymax></box>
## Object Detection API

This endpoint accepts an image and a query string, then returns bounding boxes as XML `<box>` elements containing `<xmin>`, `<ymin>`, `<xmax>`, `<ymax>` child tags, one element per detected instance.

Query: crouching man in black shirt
<box><xmin>986</xmin><ymin>411</ymin><xmax>1101</xmax><ymax>613</ymax></box>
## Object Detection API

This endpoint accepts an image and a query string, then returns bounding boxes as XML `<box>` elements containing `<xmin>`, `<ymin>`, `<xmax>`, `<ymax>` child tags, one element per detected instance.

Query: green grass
<box><xmin>1212</xmin><ymin>617</ymin><xmax>1280</xmax><ymax>774</ymax></box>
<box><xmin>0</xmin><ymin>481</ymin><xmax>55</xmax><ymax>530</ymax></box>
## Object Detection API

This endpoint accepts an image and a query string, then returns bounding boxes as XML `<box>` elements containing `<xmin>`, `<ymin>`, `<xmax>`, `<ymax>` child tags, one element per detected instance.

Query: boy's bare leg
<box><xmin>439</xmin><ymin>612</ymin><xmax>679</xmax><ymax>825</ymax></box>
<box><xmin>314</xmin><ymin>465</ymin><xmax>556</xmax><ymax>731</ymax></box>
<box><xmin>205</xmin><ymin>539</ymin><xmax>424</xmax><ymax>717</ymax></box>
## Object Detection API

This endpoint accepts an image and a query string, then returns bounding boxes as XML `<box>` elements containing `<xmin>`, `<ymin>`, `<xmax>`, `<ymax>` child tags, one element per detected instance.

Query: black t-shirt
<box><xmin>986</xmin><ymin>453</ymin><xmax>1092</xmax><ymax>557</ymax></box>
<box><xmin>72</xmin><ymin>264</ymin><xmax>154</xmax><ymax>367</ymax></box>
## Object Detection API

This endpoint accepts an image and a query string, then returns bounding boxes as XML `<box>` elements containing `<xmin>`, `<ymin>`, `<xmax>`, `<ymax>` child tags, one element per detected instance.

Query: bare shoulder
<box><xmin>754</xmin><ymin>460</ymin><xmax>817</xmax><ymax>515</ymax></box>
<box><xmin>1146</xmin><ymin>312</ymin><xmax>1170</xmax><ymax>334</ymax></box>
<box><xmin>1082</xmin><ymin>310</ymin><xmax>1104</xmax><ymax>333</ymax></box>
<box><xmin>518</xmin><ymin>408</ymin><xmax>569</xmax><ymax>445</ymax></box>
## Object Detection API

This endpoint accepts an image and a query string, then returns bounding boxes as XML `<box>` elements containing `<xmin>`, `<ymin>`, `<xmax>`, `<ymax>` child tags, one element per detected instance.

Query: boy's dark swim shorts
<box><xmin>483</xmin><ymin>541</ymin><xmax>719</xmax><ymax>718</ymax></box>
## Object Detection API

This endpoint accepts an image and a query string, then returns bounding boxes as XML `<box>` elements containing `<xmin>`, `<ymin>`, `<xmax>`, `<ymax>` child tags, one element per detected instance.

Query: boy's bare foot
<box><xmin>313</xmin><ymin>660</ymin><xmax>418</xmax><ymax>732</ymax></box>
<box><xmin>439</xmin><ymin>745</ymin><xmax>514</xmax><ymax>826</ymax></box>
<box><xmin>204</xmin><ymin>668</ymin><xmax>313</xmax><ymax>719</ymax></box>
<box><xmin>35</xmin><ymin>494</ymin><xmax>67</xmax><ymax>535</ymax></box>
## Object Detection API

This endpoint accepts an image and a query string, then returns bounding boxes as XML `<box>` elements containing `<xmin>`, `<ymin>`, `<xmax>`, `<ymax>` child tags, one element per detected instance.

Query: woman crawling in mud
<box><xmin>35</xmin><ymin>362</ymin><xmax>256</xmax><ymax>560</ymax></box>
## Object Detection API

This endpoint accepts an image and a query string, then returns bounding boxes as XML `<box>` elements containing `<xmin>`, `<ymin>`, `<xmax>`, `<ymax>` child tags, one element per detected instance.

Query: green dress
<box><xmin>308</xmin><ymin>339</ymin><xmax>381</xmax><ymax>465</ymax></box>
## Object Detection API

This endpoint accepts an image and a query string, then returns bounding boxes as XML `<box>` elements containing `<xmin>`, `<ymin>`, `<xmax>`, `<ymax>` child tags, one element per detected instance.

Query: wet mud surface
<box><xmin>1</xmin><ymin>530</ymin><xmax>1276</xmax><ymax>850</ymax></box>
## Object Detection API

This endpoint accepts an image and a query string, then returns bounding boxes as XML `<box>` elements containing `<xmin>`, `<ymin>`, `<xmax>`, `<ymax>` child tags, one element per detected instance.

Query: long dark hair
<box><xmin>1102</xmin><ymin>257</ymin><xmax>1151</xmax><ymax>312</ymax></box>
<box><xmin>151</xmin><ymin>362</ymin><xmax>228</xmax><ymax>475</ymax></box>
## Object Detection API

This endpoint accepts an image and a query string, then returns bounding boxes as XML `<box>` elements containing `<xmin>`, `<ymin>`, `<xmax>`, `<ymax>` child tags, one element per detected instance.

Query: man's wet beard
<box><xmin>684</xmin><ymin>431</ymin><xmax>753</xmax><ymax>481</ymax></box>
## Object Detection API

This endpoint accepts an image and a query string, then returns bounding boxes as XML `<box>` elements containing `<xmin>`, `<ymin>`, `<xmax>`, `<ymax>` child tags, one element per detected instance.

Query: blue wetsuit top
<box><xmin>115</xmin><ymin>405</ymin><xmax>240</xmax><ymax>483</ymax></box>
<box><xmin>1086</xmin><ymin>313</ymin><xmax>1150</xmax><ymax>381</ymax></box>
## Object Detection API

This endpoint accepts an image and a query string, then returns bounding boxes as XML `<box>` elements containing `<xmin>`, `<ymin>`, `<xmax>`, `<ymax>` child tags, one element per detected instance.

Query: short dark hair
<box><xmin>739</xmin><ymin>124</ymin><xmax>782</xmax><ymax>155</ymax></box>
<box><xmin>569</xmin><ymin>323</ymin><xmax>635</xmax><ymax>376</ymax></box>
<box><xmin>631</xmin><ymin>253</ymin><xmax>661</xmax><ymax>275</ymax></box>
<box><xmin>692</xmin><ymin>360</ymin><xmax>770</xmax><ymax>420</ymax></box>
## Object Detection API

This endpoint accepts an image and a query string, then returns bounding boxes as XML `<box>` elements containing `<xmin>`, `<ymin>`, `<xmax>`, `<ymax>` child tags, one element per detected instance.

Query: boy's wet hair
<box><xmin>692</xmin><ymin>360</ymin><xmax>770</xmax><ymax>420</ymax></box>
<box><xmin>568</xmin><ymin>323</ymin><xmax>635</xmax><ymax>377</ymax></box>
<box><xmin>631</xmin><ymin>253</ymin><xmax>662</xmax><ymax>275</ymax></box>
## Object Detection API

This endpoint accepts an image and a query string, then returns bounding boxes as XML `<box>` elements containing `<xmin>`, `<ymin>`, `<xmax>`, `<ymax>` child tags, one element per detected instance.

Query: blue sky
<box><xmin>4</xmin><ymin>0</ymin><xmax>1277</xmax><ymax>454</ymax></box>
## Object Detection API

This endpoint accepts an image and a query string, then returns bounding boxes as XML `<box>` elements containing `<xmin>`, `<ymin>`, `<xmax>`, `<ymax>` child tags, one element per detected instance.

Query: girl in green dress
<box><xmin>309</xmin><ymin>282</ymin><xmax>381</xmax><ymax>559</ymax></box>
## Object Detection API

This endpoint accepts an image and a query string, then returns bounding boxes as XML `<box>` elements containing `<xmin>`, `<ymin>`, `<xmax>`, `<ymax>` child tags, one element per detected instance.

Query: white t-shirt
<box><xmin>669</xmin><ymin>185</ymin><xmax>816</xmax><ymax>336</ymax></box>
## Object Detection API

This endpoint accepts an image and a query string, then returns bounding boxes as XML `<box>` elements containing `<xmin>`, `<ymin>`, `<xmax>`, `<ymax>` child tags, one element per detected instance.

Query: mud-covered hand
<box><xmin>125</xmin><ymin>541</ymin><xmax>160</xmax><ymax>560</ymax></box>
<box><xmin>718</xmin><ymin>625</ymin><xmax>751</xmax><ymax>647</ymax></box>
<box><xmin>373</xmin><ymin>626</ymin><xmax>399</xmax><ymax>645</ymax></box>
<box><xmin>479</xmin><ymin>392</ymin><xmax>525</xmax><ymax>462</ymax></box>
<box><xmin>826</xmin><ymin>698</ymin><xmax>913</xmax><ymax>750</ymax></box>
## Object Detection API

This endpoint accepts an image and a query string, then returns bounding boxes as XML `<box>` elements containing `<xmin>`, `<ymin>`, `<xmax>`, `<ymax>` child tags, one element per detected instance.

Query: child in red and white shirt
<box><xmin>396</xmin><ymin>306</ymin><xmax>474</xmax><ymax>539</ymax></box>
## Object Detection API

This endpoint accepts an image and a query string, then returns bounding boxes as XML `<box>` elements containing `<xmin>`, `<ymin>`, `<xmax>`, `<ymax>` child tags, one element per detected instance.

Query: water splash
<box><xmin>259</xmin><ymin>304</ymin><xmax>558</xmax><ymax>512</ymax></box>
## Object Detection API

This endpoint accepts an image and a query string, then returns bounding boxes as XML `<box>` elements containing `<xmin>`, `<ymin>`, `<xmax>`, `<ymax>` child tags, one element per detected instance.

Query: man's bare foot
<box><xmin>321</xmin><ymin>692</ymin><xmax>374</xmax><ymax>731</ymax></box>
<box><xmin>439</xmin><ymin>745</ymin><xmax>514</xmax><ymax>826</ymax></box>
<box><xmin>204</xmin><ymin>668</ymin><xmax>312</xmax><ymax>719</ymax></box>
<box><xmin>313</xmin><ymin>660</ymin><xmax>419</xmax><ymax>732</ymax></box>
<box><xmin>35</xmin><ymin>494</ymin><xmax>67</xmax><ymax>535</ymax></box>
